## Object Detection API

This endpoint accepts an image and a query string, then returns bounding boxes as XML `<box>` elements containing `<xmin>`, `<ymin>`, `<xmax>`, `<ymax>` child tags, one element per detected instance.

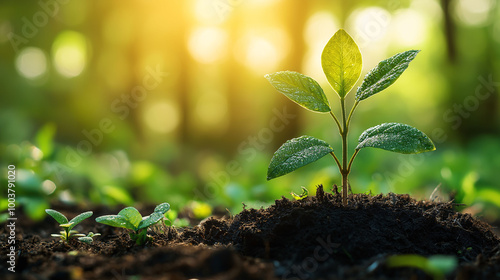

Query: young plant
<box><xmin>45</xmin><ymin>209</ymin><xmax>98</xmax><ymax>243</ymax></box>
<box><xmin>291</xmin><ymin>186</ymin><xmax>309</xmax><ymax>201</ymax></box>
<box><xmin>265</xmin><ymin>29</ymin><xmax>435</xmax><ymax>205</ymax></box>
<box><xmin>95</xmin><ymin>202</ymin><xmax>170</xmax><ymax>245</ymax></box>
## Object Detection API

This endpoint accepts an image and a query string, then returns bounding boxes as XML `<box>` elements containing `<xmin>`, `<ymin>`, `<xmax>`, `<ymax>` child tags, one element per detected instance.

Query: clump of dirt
<box><xmin>1</xmin><ymin>185</ymin><xmax>499</xmax><ymax>279</ymax></box>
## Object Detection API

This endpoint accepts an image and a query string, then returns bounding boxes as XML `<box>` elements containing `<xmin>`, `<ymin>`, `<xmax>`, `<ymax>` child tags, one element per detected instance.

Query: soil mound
<box><xmin>1</xmin><ymin>185</ymin><xmax>499</xmax><ymax>279</ymax></box>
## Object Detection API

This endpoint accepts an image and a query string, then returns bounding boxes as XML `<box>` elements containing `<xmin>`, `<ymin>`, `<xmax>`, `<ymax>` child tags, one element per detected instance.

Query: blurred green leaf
<box><xmin>265</xmin><ymin>71</ymin><xmax>330</xmax><ymax>112</ymax></box>
<box><xmin>23</xmin><ymin>198</ymin><xmax>49</xmax><ymax>221</ymax></box>
<box><xmin>35</xmin><ymin>123</ymin><xmax>56</xmax><ymax>159</ymax></box>
<box><xmin>356</xmin><ymin>123</ymin><xmax>435</xmax><ymax>154</ymax></box>
<box><xmin>477</xmin><ymin>188</ymin><xmax>500</xmax><ymax>208</ymax></box>
<box><xmin>102</xmin><ymin>185</ymin><xmax>133</xmax><ymax>205</ymax></box>
<box><xmin>356</xmin><ymin>50</ymin><xmax>419</xmax><ymax>101</ymax></box>
<box><xmin>321</xmin><ymin>29</ymin><xmax>362</xmax><ymax>98</ymax></box>
<box><xmin>387</xmin><ymin>254</ymin><xmax>457</xmax><ymax>280</ymax></box>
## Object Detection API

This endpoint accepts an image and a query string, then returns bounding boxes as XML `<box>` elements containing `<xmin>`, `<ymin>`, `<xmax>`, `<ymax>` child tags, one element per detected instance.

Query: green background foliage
<box><xmin>0</xmin><ymin>1</ymin><xmax>499</xmax><ymax>228</ymax></box>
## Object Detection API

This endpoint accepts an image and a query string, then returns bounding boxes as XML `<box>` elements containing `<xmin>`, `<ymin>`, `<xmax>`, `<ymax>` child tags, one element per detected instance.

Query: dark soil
<box><xmin>2</xmin><ymin>185</ymin><xmax>500</xmax><ymax>279</ymax></box>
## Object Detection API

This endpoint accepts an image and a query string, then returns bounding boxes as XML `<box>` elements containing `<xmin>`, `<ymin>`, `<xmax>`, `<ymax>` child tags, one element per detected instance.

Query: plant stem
<box><xmin>329</xmin><ymin>111</ymin><xmax>343</xmax><ymax>134</ymax></box>
<box><xmin>346</xmin><ymin>100</ymin><xmax>359</xmax><ymax>128</ymax></box>
<box><xmin>330</xmin><ymin>152</ymin><xmax>342</xmax><ymax>171</ymax></box>
<box><xmin>347</xmin><ymin>149</ymin><xmax>360</xmax><ymax>173</ymax></box>
<box><xmin>340</xmin><ymin>97</ymin><xmax>348</xmax><ymax>206</ymax></box>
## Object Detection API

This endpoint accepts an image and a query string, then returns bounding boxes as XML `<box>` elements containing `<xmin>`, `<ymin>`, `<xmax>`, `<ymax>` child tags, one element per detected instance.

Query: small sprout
<box><xmin>45</xmin><ymin>209</ymin><xmax>95</xmax><ymax>243</ymax></box>
<box><xmin>291</xmin><ymin>187</ymin><xmax>309</xmax><ymax>200</ymax></box>
<box><xmin>387</xmin><ymin>254</ymin><xmax>457</xmax><ymax>280</ymax></box>
<box><xmin>165</xmin><ymin>210</ymin><xmax>190</xmax><ymax>227</ymax></box>
<box><xmin>265</xmin><ymin>29</ymin><xmax>435</xmax><ymax>205</ymax></box>
<box><xmin>95</xmin><ymin>202</ymin><xmax>170</xmax><ymax>245</ymax></box>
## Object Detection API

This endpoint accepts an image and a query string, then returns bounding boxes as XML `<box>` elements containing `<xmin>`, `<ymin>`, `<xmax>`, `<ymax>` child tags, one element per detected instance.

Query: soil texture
<box><xmin>1</xmin><ymin>185</ymin><xmax>499</xmax><ymax>279</ymax></box>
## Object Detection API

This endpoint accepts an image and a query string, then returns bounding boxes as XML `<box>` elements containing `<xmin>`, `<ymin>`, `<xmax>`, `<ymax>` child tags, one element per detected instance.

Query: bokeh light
<box><xmin>303</xmin><ymin>11</ymin><xmax>339</xmax><ymax>79</ymax></box>
<box><xmin>15</xmin><ymin>47</ymin><xmax>48</xmax><ymax>79</ymax></box>
<box><xmin>234</xmin><ymin>29</ymin><xmax>289</xmax><ymax>74</ymax></box>
<box><xmin>2</xmin><ymin>0</ymin><xmax>500</xmax><ymax>224</ymax></box>
<box><xmin>143</xmin><ymin>101</ymin><xmax>180</xmax><ymax>134</ymax></box>
<box><xmin>52</xmin><ymin>31</ymin><xmax>88</xmax><ymax>77</ymax></box>
<box><xmin>455</xmin><ymin>0</ymin><xmax>495</xmax><ymax>27</ymax></box>
<box><xmin>349</xmin><ymin>7</ymin><xmax>391</xmax><ymax>45</ymax></box>
<box><xmin>391</xmin><ymin>9</ymin><xmax>428</xmax><ymax>46</ymax></box>
<box><xmin>42</xmin><ymin>180</ymin><xmax>57</xmax><ymax>195</ymax></box>
<box><xmin>188</xmin><ymin>27</ymin><xmax>228</xmax><ymax>64</ymax></box>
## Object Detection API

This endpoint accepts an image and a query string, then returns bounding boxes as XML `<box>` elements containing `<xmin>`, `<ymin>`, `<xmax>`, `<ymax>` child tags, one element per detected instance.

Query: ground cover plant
<box><xmin>265</xmin><ymin>29</ymin><xmax>435</xmax><ymax>205</ymax></box>
<box><xmin>45</xmin><ymin>209</ymin><xmax>99</xmax><ymax>244</ymax></box>
<box><xmin>95</xmin><ymin>202</ymin><xmax>170</xmax><ymax>245</ymax></box>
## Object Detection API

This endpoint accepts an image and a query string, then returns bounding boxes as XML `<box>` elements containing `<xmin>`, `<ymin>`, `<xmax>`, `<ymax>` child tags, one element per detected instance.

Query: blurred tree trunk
<box><xmin>275</xmin><ymin>0</ymin><xmax>311</xmax><ymax>145</ymax></box>
<box><xmin>440</xmin><ymin>1</ymin><xmax>499</xmax><ymax>141</ymax></box>
<box><xmin>441</xmin><ymin>0</ymin><xmax>456</xmax><ymax>63</ymax></box>
<box><xmin>176</xmin><ymin>2</ymin><xmax>192</xmax><ymax>147</ymax></box>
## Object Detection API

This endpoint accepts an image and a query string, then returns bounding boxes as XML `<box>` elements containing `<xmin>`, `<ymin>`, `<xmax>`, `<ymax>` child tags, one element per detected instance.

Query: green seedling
<box><xmin>45</xmin><ymin>209</ymin><xmax>98</xmax><ymax>243</ymax></box>
<box><xmin>95</xmin><ymin>202</ymin><xmax>170</xmax><ymax>245</ymax></box>
<box><xmin>386</xmin><ymin>254</ymin><xmax>457</xmax><ymax>280</ymax></box>
<box><xmin>291</xmin><ymin>186</ymin><xmax>309</xmax><ymax>200</ymax></box>
<box><xmin>265</xmin><ymin>29</ymin><xmax>435</xmax><ymax>205</ymax></box>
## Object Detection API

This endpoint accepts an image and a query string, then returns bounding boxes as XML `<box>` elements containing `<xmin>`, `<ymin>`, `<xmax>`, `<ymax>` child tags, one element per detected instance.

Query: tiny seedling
<box><xmin>95</xmin><ymin>202</ymin><xmax>170</xmax><ymax>245</ymax></box>
<box><xmin>45</xmin><ymin>209</ymin><xmax>99</xmax><ymax>243</ymax></box>
<box><xmin>265</xmin><ymin>29</ymin><xmax>435</xmax><ymax>205</ymax></box>
<box><xmin>291</xmin><ymin>186</ymin><xmax>309</xmax><ymax>201</ymax></box>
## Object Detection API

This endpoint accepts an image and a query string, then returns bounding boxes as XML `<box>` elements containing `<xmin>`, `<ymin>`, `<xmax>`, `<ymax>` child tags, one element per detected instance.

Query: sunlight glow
<box><xmin>303</xmin><ymin>11</ymin><xmax>339</xmax><ymax>79</ymax></box>
<box><xmin>52</xmin><ymin>31</ymin><xmax>88</xmax><ymax>77</ymax></box>
<box><xmin>143</xmin><ymin>101</ymin><xmax>179</xmax><ymax>134</ymax></box>
<box><xmin>304</xmin><ymin>11</ymin><xmax>339</xmax><ymax>47</ymax></box>
<box><xmin>188</xmin><ymin>27</ymin><xmax>228</xmax><ymax>64</ymax></box>
<box><xmin>392</xmin><ymin>9</ymin><xmax>427</xmax><ymax>46</ymax></box>
<box><xmin>455</xmin><ymin>0</ymin><xmax>494</xmax><ymax>26</ymax></box>
<box><xmin>348</xmin><ymin>7</ymin><xmax>391</xmax><ymax>46</ymax></box>
<box><xmin>235</xmin><ymin>29</ymin><xmax>288</xmax><ymax>74</ymax></box>
<box><xmin>195</xmin><ymin>91</ymin><xmax>228</xmax><ymax>126</ymax></box>
<box><xmin>15</xmin><ymin>47</ymin><xmax>47</xmax><ymax>79</ymax></box>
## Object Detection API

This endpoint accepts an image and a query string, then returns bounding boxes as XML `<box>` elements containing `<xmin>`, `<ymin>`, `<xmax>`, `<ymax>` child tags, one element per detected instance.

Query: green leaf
<box><xmin>138</xmin><ymin>212</ymin><xmax>164</xmax><ymax>230</ymax></box>
<box><xmin>118</xmin><ymin>207</ymin><xmax>142</xmax><ymax>229</ymax></box>
<box><xmin>68</xmin><ymin>211</ymin><xmax>93</xmax><ymax>230</ymax></box>
<box><xmin>267</xmin><ymin>136</ymin><xmax>334</xmax><ymax>180</ymax></box>
<box><xmin>265</xmin><ymin>71</ymin><xmax>330</xmax><ymax>112</ymax></box>
<box><xmin>356</xmin><ymin>123</ymin><xmax>435</xmax><ymax>154</ymax></box>
<box><xmin>45</xmin><ymin>209</ymin><xmax>68</xmax><ymax>224</ymax></box>
<box><xmin>321</xmin><ymin>29</ymin><xmax>362</xmax><ymax>98</ymax></box>
<box><xmin>356</xmin><ymin>50</ymin><xmax>419</xmax><ymax>101</ymax></box>
<box><xmin>154</xmin><ymin>202</ymin><xmax>170</xmax><ymax>214</ymax></box>
<box><xmin>96</xmin><ymin>215</ymin><xmax>136</xmax><ymax>230</ymax></box>
<box><xmin>35</xmin><ymin>123</ymin><xmax>56</xmax><ymax>159</ymax></box>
